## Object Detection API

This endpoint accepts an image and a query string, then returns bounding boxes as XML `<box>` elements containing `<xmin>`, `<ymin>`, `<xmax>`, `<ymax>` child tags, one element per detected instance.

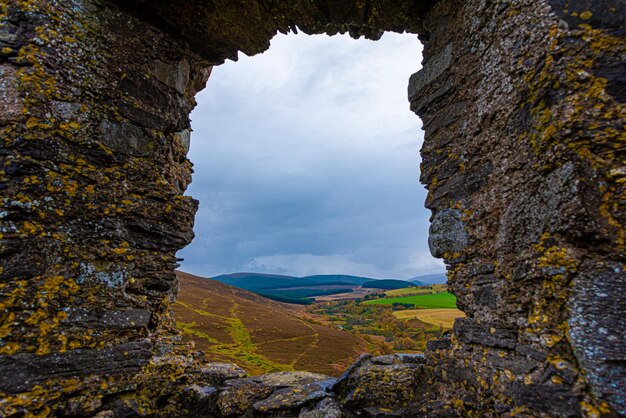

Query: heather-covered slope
<box><xmin>173</xmin><ymin>271</ymin><xmax>369</xmax><ymax>376</ymax></box>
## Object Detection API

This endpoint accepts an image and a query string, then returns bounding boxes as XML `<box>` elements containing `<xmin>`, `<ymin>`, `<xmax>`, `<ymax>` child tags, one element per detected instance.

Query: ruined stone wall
<box><xmin>412</xmin><ymin>0</ymin><xmax>625</xmax><ymax>415</ymax></box>
<box><xmin>1</xmin><ymin>0</ymin><xmax>210</xmax><ymax>415</ymax></box>
<box><xmin>1</xmin><ymin>0</ymin><xmax>624</xmax><ymax>416</ymax></box>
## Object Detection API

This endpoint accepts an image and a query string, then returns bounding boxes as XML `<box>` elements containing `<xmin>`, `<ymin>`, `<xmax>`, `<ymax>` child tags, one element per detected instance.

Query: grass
<box><xmin>363</xmin><ymin>292</ymin><xmax>458</xmax><ymax>309</ymax></box>
<box><xmin>384</xmin><ymin>284</ymin><xmax>448</xmax><ymax>297</ymax></box>
<box><xmin>392</xmin><ymin>309</ymin><xmax>465</xmax><ymax>329</ymax></box>
<box><xmin>177</xmin><ymin>321</ymin><xmax>220</xmax><ymax>344</ymax></box>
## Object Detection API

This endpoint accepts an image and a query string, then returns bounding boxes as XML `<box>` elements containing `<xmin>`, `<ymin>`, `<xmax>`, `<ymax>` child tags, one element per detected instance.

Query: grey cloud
<box><xmin>178</xmin><ymin>32</ymin><xmax>444</xmax><ymax>279</ymax></box>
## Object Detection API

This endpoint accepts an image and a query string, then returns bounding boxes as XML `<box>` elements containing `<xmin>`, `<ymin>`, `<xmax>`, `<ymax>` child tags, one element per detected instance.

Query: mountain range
<box><xmin>209</xmin><ymin>272</ymin><xmax>445</xmax><ymax>304</ymax></box>
<box><xmin>409</xmin><ymin>273</ymin><xmax>447</xmax><ymax>284</ymax></box>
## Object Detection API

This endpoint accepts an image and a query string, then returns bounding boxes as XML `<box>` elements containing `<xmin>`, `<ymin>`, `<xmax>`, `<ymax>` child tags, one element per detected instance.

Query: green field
<box><xmin>363</xmin><ymin>292</ymin><xmax>458</xmax><ymax>309</ymax></box>
<box><xmin>385</xmin><ymin>284</ymin><xmax>448</xmax><ymax>297</ymax></box>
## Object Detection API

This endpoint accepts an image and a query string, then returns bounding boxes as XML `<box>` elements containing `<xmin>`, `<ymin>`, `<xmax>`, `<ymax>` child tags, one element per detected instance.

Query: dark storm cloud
<box><xmin>177</xmin><ymin>32</ymin><xmax>445</xmax><ymax>279</ymax></box>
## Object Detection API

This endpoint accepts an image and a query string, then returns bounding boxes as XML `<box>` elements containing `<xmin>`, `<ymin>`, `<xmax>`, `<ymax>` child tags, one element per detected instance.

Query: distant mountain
<box><xmin>302</xmin><ymin>275</ymin><xmax>374</xmax><ymax>286</ymax></box>
<box><xmin>213</xmin><ymin>273</ymin><xmax>377</xmax><ymax>288</ymax></box>
<box><xmin>210</xmin><ymin>272</ymin><xmax>403</xmax><ymax>303</ymax></box>
<box><xmin>409</xmin><ymin>273</ymin><xmax>447</xmax><ymax>285</ymax></box>
<box><xmin>212</xmin><ymin>272</ymin><xmax>313</xmax><ymax>290</ymax></box>
<box><xmin>362</xmin><ymin>279</ymin><xmax>415</xmax><ymax>290</ymax></box>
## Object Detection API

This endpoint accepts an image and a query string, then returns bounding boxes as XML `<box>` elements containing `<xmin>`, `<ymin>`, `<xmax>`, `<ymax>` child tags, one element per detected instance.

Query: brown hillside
<box><xmin>173</xmin><ymin>271</ymin><xmax>370</xmax><ymax>376</ymax></box>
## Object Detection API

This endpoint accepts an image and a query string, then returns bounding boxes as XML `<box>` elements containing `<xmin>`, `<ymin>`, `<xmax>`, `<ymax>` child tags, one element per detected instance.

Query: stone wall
<box><xmin>1</xmin><ymin>1</ymin><xmax>208</xmax><ymax>415</ymax></box>
<box><xmin>412</xmin><ymin>1</ymin><xmax>625</xmax><ymax>415</ymax></box>
<box><xmin>0</xmin><ymin>0</ymin><xmax>623</xmax><ymax>416</ymax></box>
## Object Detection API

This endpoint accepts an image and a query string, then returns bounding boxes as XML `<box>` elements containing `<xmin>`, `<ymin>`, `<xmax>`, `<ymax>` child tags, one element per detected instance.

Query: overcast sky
<box><xmin>177</xmin><ymin>32</ymin><xmax>445</xmax><ymax>279</ymax></box>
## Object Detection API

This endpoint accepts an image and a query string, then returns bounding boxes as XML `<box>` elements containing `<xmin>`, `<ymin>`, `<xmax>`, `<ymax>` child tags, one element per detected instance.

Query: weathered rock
<box><xmin>153</xmin><ymin>59</ymin><xmax>190</xmax><ymax>95</ymax></box>
<box><xmin>334</xmin><ymin>353</ymin><xmax>372</xmax><ymax>388</ymax></box>
<box><xmin>175</xmin><ymin>129</ymin><xmax>192</xmax><ymax>155</ymax></box>
<box><xmin>371</xmin><ymin>354</ymin><xmax>425</xmax><ymax>365</ymax></box>
<box><xmin>253</xmin><ymin>382</ymin><xmax>329</xmax><ymax>415</ymax></box>
<box><xmin>251</xmin><ymin>371</ymin><xmax>333</xmax><ymax>389</ymax></box>
<box><xmin>1</xmin><ymin>0</ymin><xmax>624</xmax><ymax>416</ymax></box>
<box><xmin>58</xmin><ymin>394</ymin><xmax>103</xmax><ymax>417</ymax></box>
<box><xmin>217</xmin><ymin>379</ymin><xmax>273</xmax><ymax>416</ymax></box>
<box><xmin>0</xmin><ymin>65</ymin><xmax>22</xmax><ymax>124</ymax></box>
<box><xmin>362</xmin><ymin>407</ymin><xmax>408</xmax><ymax>418</ymax></box>
<box><xmin>568</xmin><ymin>264</ymin><xmax>626</xmax><ymax>415</ymax></box>
<box><xmin>370</xmin><ymin>355</ymin><xmax>397</xmax><ymax>365</ymax></box>
<box><xmin>181</xmin><ymin>385</ymin><xmax>219</xmax><ymax>417</ymax></box>
<box><xmin>413</xmin><ymin>0</ymin><xmax>625</xmax><ymax>415</ymax></box>
<box><xmin>298</xmin><ymin>398</ymin><xmax>347</xmax><ymax>418</ymax></box>
<box><xmin>453</xmin><ymin>318</ymin><xmax>518</xmax><ymax>350</ymax></box>
<box><xmin>105</xmin><ymin>397</ymin><xmax>142</xmax><ymax>418</ymax></box>
<box><xmin>333</xmin><ymin>356</ymin><xmax>427</xmax><ymax>413</ymax></box>
<box><xmin>395</xmin><ymin>354</ymin><xmax>426</xmax><ymax>364</ymax></box>
<box><xmin>408</xmin><ymin>43</ymin><xmax>453</xmax><ymax>108</ymax></box>
<box><xmin>427</xmin><ymin>209</ymin><xmax>469</xmax><ymax>258</ymax></box>
<box><xmin>426</xmin><ymin>335</ymin><xmax>451</xmax><ymax>352</ymax></box>
<box><xmin>199</xmin><ymin>363</ymin><xmax>247</xmax><ymax>387</ymax></box>
<box><xmin>508</xmin><ymin>382</ymin><xmax>581</xmax><ymax>417</ymax></box>
<box><xmin>0</xmin><ymin>341</ymin><xmax>154</xmax><ymax>393</ymax></box>
<box><xmin>65</xmin><ymin>308</ymin><xmax>151</xmax><ymax>329</ymax></box>
<box><xmin>93</xmin><ymin>411</ymin><xmax>115</xmax><ymax>418</ymax></box>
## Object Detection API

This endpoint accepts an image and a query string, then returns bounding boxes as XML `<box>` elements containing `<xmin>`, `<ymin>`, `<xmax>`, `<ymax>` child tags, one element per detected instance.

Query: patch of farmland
<box><xmin>392</xmin><ymin>308</ymin><xmax>465</xmax><ymax>329</ymax></box>
<box><xmin>384</xmin><ymin>283</ymin><xmax>448</xmax><ymax>297</ymax></box>
<box><xmin>363</xmin><ymin>292</ymin><xmax>458</xmax><ymax>309</ymax></box>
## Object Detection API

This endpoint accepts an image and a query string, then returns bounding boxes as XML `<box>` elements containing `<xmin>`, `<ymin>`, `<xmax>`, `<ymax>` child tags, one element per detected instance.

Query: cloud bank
<box><xmin>177</xmin><ymin>32</ymin><xmax>445</xmax><ymax>279</ymax></box>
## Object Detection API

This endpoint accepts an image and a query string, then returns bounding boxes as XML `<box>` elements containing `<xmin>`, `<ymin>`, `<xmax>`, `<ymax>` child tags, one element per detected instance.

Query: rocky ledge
<box><xmin>164</xmin><ymin>354</ymin><xmax>428</xmax><ymax>418</ymax></box>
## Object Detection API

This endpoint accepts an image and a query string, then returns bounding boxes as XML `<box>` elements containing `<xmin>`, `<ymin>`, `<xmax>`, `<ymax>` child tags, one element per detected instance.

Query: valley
<box><xmin>174</xmin><ymin>270</ymin><xmax>464</xmax><ymax>374</ymax></box>
<box><xmin>209</xmin><ymin>271</ymin><xmax>447</xmax><ymax>304</ymax></box>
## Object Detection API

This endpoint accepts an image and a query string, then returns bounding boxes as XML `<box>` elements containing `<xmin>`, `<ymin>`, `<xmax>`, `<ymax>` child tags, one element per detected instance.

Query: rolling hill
<box><xmin>173</xmin><ymin>271</ymin><xmax>369</xmax><ymax>376</ymax></box>
<box><xmin>212</xmin><ymin>272</ymin><xmax>376</xmax><ymax>288</ymax></box>
<box><xmin>302</xmin><ymin>274</ymin><xmax>374</xmax><ymax>285</ymax></box>
<box><xmin>409</xmin><ymin>273</ymin><xmax>447</xmax><ymax>284</ymax></box>
<box><xmin>210</xmin><ymin>272</ymin><xmax>397</xmax><ymax>303</ymax></box>
<box><xmin>211</xmin><ymin>272</ymin><xmax>315</xmax><ymax>289</ymax></box>
<box><xmin>361</xmin><ymin>279</ymin><xmax>415</xmax><ymax>290</ymax></box>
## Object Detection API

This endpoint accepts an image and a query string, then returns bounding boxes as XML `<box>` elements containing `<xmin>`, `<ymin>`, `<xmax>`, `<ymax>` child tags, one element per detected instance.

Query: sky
<box><xmin>177</xmin><ymin>31</ymin><xmax>445</xmax><ymax>280</ymax></box>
